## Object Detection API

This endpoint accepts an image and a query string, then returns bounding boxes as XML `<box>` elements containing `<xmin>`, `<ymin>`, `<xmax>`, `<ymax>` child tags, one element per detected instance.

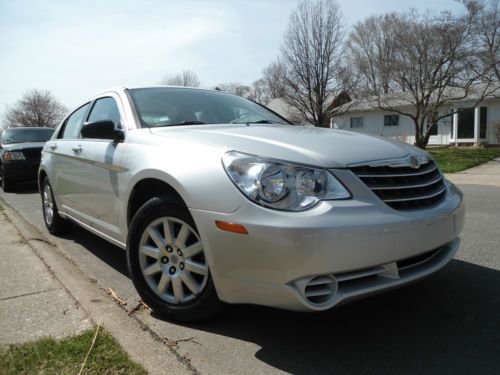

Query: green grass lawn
<box><xmin>428</xmin><ymin>146</ymin><xmax>500</xmax><ymax>173</ymax></box>
<box><xmin>0</xmin><ymin>327</ymin><xmax>146</xmax><ymax>375</ymax></box>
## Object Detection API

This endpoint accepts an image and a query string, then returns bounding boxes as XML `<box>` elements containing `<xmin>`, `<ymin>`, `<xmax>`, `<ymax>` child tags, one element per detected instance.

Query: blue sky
<box><xmin>0</xmin><ymin>0</ymin><xmax>464</xmax><ymax>118</ymax></box>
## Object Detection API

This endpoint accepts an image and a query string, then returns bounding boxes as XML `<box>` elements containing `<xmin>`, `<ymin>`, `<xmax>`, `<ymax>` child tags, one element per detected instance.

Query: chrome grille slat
<box><xmin>383</xmin><ymin>186</ymin><xmax>447</xmax><ymax>203</ymax></box>
<box><xmin>368</xmin><ymin>174</ymin><xmax>443</xmax><ymax>190</ymax></box>
<box><xmin>356</xmin><ymin>163</ymin><xmax>437</xmax><ymax>178</ymax></box>
<box><xmin>351</xmin><ymin>159</ymin><xmax>446</xmax><ymax>211</ymax></box>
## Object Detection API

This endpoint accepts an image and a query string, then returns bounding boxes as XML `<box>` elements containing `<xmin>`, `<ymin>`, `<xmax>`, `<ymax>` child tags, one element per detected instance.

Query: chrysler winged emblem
<box><xmin>408</xmin><ymin>156</ymin><xmax>420</xmax><ymax>169</ymax></box>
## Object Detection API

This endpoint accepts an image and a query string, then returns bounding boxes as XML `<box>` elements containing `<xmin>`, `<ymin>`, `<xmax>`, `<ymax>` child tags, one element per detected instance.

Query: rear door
<box><xmin>48</xmin><ymin>102</ymin><xmax>91</xmax><ymax>214</ymax></box>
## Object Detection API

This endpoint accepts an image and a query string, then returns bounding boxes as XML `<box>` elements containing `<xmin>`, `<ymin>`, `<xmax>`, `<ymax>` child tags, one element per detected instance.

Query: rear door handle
<box><xmin>49</xmin><ymin>143</ymin><xmax>57</xmax><ymax>150</ymax></box>
<box><xmin>72</xmin><ymin>145</ymin><xmax>83</xmax><ymax>153</ymax></box>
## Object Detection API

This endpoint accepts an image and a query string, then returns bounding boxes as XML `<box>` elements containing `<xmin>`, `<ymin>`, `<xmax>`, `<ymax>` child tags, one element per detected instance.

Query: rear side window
<box><xmin>87</xmin><ymin>97</ymin><xmax>121</xmax><ymax>128</ymax></box>
<box><xmin>60</xmin><ymin>103</ymin><xmax>90</xmax><ymax>139</ymax></box>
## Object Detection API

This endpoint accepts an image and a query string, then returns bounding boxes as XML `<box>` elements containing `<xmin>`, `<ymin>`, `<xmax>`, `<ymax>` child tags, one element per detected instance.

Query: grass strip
<box><xmin>428</xmin><ymin>146</ymin><xmax>500</xmax><ymax>173</ymax></box>
<box><xmin>0</xmin><ymin>327</ymin><xmax>147</xmax><ymax>375</ymax></box>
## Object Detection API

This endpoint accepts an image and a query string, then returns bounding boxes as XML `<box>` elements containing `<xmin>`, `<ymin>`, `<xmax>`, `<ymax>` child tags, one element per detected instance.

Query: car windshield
<box><xmin>2</xmin><ymin>128</ymin><xmax>55</xmax><ymax>144</ymax></box>
<box><xmin>129</xmin><ymin>87</ymin><xmax>289</xmax><ymax>127</ymax></box>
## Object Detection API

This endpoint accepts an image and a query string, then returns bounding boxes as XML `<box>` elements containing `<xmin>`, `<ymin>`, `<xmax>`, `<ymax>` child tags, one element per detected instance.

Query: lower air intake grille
<box><xmin>351</xmin><ymin>160</ymin><xmax>446</xmax><ymax>211</ymax></box>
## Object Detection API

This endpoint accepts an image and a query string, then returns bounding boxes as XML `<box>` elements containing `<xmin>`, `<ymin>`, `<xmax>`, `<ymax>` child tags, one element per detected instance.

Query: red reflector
<box><xmin>215</xmin><ymin>220</ymin><xmax>248</xmax><ymax>234</ymax></box>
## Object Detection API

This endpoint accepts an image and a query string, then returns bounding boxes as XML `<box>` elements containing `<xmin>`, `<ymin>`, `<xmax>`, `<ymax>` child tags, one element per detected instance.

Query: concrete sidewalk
<box><xmin>0</xmin><ymin>201</ymin><xmax>191</xmax><ymax>374</ymax></box>
<box><xmin>0</xmin><ymin>206</ymin><xmax>92</xmax><ymax>345</ymax></box>
<box><xmin>445</xmin><ymin>157</ymin><xmax>500</xmax><ymax>187</ymax></box>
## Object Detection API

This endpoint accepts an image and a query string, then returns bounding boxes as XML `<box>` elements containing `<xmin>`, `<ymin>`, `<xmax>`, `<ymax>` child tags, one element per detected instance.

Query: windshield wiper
<box><xmin>171</xmin><ymin>120</ymin><xmax>206</xmax><ymax>126</ymax></box>
<box><xmin>232</xmin><ymin>120</ymin><xmax>285</xmax><ymax>125</ymax></box>
<box><xmin>251</xmin><ymin>120</ymin><xmax>284</xmax><ymax>124</ymax></box>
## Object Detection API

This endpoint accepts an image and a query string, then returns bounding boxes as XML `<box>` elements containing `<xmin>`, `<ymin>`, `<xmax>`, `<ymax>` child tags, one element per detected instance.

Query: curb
<box><xmin>0</xmin><ymin>198</ymin><xmax>196</xmax><ymax>375</ymax></box>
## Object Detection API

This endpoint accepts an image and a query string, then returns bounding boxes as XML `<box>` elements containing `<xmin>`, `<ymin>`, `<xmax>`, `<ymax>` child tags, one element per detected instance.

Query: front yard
<box><xmin>428</xmin><ymin>146</ymin><xmax>500</xmax><ymax>173</ymax></box>
<box><xmin>0</xmin><ymin>327</ymin><xmax>146</xmax><ymax>375</ymax></box>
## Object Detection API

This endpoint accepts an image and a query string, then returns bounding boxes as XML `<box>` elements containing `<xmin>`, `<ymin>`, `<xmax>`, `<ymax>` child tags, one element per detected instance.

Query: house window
<box><xmin>480</xmin><ymin>107</ymin><xmax>487</xmax><ymax>139</ymax></box>
<box><xmin>426</xmin><ymin>116</ymin><xmax>438</xmax><ymax>136</ymax></box>
<box><xmin>384</xmin><ymin>114</ymin><xmax>399</xmax><ymax>126</ymax></box>
<box><xmin>350</xmin><ymin>117</ymin><xmax>364</xmax><ymax>128</ymax></box>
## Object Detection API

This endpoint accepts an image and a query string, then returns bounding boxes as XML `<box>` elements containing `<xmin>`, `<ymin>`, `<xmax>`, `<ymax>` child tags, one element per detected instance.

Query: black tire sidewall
<box><xmin>41</xmin><ymin>177</ymin><xmax>71</xmax><ymax>235</ymax></box>
<box><xmin>1</xmin><ymin>165</ymin><xmax>13</xmax><ymax>192</ymax></box>
<box><xmin>127</xmin><ymin>196</ymin><xmax>223</xmax><ymax>322</ymax></box>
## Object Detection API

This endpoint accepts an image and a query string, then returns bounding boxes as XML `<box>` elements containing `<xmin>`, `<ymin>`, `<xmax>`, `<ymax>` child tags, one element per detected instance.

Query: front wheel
<box><xmin>127</xmin><ymin>196</ymin><xmax>224</xmax><ymax>322</ymax></box>
<box><xmin>41</xmin><ymin>177</ymin><xmax>72</xmax><ymax>235</ymax></box>
<box><xmin>0</xmin><ymin>165</ymin><xmax>14</xmax><ymax>192</ymax></box>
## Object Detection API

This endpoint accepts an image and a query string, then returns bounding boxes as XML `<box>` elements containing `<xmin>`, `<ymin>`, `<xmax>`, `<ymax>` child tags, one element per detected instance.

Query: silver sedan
<box><xmin>39</xmin><ymin>87</ymin><xmax>464</xmax><ymax>321</ymax></box>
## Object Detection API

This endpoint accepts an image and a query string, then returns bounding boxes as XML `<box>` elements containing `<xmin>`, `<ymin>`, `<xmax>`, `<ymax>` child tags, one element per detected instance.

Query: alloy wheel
<box><xmin>42</xmin><ymin>183</ymin><xmax>54</xmax><ymax>226</ymax></box>
<box><xmin>138</xmin><ymin>216</ymin><xmax>209</xmax><ymax>304</ymax></box>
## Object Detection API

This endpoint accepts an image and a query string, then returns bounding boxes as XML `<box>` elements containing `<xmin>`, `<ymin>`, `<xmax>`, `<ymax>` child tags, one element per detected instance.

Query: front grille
<box><xmin>21</xmin><ymin>148</ymin><xmax>42</xmax><ymax>160</ymax></box>
<box><xmin>351</xmin><ymin>160</ymin><xmax>446</xmax><ymax>210</ymax></box>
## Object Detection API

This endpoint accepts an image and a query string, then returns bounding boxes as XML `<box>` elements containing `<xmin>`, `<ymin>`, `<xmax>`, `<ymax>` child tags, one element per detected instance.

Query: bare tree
<box><xmin>215</xmin><ymin>82</ymin><xmax>252</xmax><ymax>98</ymax></box>
<box><xmin>347</xmin><ymin>13</ymin><xmax>399</xmax><ymax>96</ymax></box>
<box><xmin>280</xmin><ymin>0</ymin><xmax>346</xmax><ymax>127</ymax></box>
<box><xmin>262</xmin><ymin>60</ymin><xmax>287</xmax><ymax>100</ymax></box>
<box><xmin>464</xmin><ymin>0</ymin><xmax>500</xmax><ymax>80</ymax></box>
<box><xmin>160</xmin><ymin>70</ymin><xmax>200</xmax><ymax>87</ymax></box>
<box><xmin>249</xmin><ymin>79</ymin><xmax>270</xmax><ymax>104</ymax></box>
<box><xmin>4</xmin><ymin>89</ymin><xmax>67</xmax><ymax>128</ymax></box>
<box><xmin>348</xmin><ymin>10</ymin><xmax>499</xmax><ymax>148</ymax></box>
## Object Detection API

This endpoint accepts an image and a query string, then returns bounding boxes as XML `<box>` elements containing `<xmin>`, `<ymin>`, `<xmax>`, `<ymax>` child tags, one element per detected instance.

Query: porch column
<box><xmin>452</xmin><ymin>109</ymin><xmax>458</xmax><ymax>144</ymax></box>
<box><xmin>474</xmin><ymin>106</ymin><xmax>480</xmax><ymax>145</ymax></box>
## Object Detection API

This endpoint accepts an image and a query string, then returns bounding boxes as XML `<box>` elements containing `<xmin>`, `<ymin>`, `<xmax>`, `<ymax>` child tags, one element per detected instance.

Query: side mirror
<box><xmin>80</xmin><ymin>120</ymin><xmax>124</xmax><ymax>142</ymax></box>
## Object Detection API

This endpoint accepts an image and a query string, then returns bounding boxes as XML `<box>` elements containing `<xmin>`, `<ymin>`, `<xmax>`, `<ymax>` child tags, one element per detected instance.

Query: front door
<box><xmin>457</xmin><ymin>107</ymin><xmax>474</xmax><ymax>139</ymax></box>
<box><xmin>66</xmin><ymin>96</ymin><xmax>127</xmax><ymax>241</ymax></box>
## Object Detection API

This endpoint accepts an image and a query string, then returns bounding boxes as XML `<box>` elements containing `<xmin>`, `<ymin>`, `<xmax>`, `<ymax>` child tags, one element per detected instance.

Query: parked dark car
<box><xmin>0</xmin><ymin>127</ymin><xmax>55</xmax><ymax>192</ymax></box>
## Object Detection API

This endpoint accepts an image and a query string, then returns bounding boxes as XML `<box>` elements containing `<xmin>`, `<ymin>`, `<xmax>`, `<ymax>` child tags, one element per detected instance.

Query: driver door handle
<box><xmin>72</xmin><ymin>145</ymin><xmax>83</xmax><ymax>153</ymax></box>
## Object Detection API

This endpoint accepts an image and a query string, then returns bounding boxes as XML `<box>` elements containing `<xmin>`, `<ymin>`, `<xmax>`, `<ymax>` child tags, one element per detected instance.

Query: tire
<box><xmin>0</xmin><ymin>165</ymin><xmax>14</xmax><ymax>192</ymax></box>
<box><xmin>127</xmin><ymin>196</ymin><xmax>224</xmax><ymax>322</ymax></box>
<box><xmin>41</xmin><ymin>177</ymin><xmax>72</xmax><ymax>235</ymax></box>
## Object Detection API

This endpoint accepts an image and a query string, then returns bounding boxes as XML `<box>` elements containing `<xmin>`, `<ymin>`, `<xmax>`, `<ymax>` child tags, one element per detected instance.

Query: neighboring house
<box><xmin>332</xmin><ymin>83</ymin><xmax>500</xmax><ymax>145</ymax></box>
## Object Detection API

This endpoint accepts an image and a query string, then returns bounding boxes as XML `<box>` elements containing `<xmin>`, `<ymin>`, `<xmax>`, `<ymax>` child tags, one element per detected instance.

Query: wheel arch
<box><xmin>127</xmin><ymin>176</ymin><xmax>188</xmax><ymax>228</ymax></box>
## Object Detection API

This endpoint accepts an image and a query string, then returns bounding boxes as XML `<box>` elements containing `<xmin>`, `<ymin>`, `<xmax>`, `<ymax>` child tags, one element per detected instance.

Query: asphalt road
<box><xmin>1</xmin><ymin>183</ymin><xmax>499</xmax><ymax>374</ymax></box>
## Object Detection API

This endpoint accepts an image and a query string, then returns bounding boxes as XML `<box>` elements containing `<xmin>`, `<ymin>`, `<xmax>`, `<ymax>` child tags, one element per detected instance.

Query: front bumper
<box><xmin>190</xmin><ymin>180</ymin><xmax>465</xmax><ymax>312</ymax></box>
<box><xmin>2</xmin><ymin>159</ymin><xmax>41</xmax><ymax>182</ymax></box>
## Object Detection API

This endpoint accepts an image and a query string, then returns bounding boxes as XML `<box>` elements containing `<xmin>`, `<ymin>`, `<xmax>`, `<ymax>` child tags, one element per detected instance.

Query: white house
<box><xmin>332</xmin><ymin>84</ymin><xmax>500</xmax><ymax>145</ymax></box>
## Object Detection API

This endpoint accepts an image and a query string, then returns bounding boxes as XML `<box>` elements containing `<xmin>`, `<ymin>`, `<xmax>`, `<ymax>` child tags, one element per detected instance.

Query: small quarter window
<box><xmin>350</xmin><ymin>117</ymin><xmax>364</xmax><ymax>129</ymax></box>
<box><xmin>60</xmin><ymin>103</ymin><xmax>90</xmax><ymax>139</ymax></box>
<box><xmin>384</xmin><ymin>114</ymin><xmax>399</xmax><ymax>126</ymax></box>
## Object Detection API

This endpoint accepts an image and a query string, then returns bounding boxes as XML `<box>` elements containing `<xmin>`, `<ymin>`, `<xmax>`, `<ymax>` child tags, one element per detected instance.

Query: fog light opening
<box><xmin>304</xmin><ymin>275</ymin><xmax>338</xmax><ymax>305</ymax></box>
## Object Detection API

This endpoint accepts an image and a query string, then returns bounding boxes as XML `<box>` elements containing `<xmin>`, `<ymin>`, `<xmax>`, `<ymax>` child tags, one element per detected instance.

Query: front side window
<box><xmin>350</xmin><ymin>117</ymin><xmax>364</xmax><ymax>129</ymax></box>
<box><xmin>129</xmin><ymin>87</ymin><xmax>289</xmax><ymax>128</ymax></box>
<box><xmin>87</xmin><ymin>97</ymin><xmax>121</xmax><ymax>128</ymax></box>
<box><xmin>60</xmin><ymin>103</ymin><xmax>90</xmax><ymax>139</ymax></box>
<box><xmin>384</xmin><ymin>114</ymin><xmax>399</xmax><ymax>126</ymax></box>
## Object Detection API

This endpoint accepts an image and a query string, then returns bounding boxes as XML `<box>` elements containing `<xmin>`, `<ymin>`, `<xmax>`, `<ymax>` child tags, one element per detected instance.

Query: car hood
<box><xmin>150</xmin><ymin>124</ymin><xmax>426</xmax><ymax>168</ymax></box>
<box><xmin>1</xmin><ymin>142</ymin><xmax>46</xmax><ymax>151</ymax></box>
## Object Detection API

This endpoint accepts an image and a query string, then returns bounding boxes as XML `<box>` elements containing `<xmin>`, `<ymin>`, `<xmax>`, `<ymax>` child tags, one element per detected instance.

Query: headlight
<box><xmin>2</xmin><ymin>151</ymin><xmax>25</xmax><ymax>161</ymax></box>
<box><xmin>222</xmin><ymin>151</ymin><xmax>350</xmax><ymax>211</ymax></box>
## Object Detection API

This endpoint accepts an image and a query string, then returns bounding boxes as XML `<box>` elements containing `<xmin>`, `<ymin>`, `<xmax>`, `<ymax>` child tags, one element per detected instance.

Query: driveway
<box><xmin>1</xmin><ymin>182</ymin><xmax>499</xmax><ymax>374</ymax></box>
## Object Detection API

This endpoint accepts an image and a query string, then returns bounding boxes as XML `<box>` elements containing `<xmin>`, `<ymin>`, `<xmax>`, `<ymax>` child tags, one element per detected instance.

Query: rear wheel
<box><xmin>0</xmin><ymin>165</ymin><xmax>14</xmax><ymax>192</ymax></box>
<box><xmin>127</xmin><ymin>196</ymin><xmax>224</xmax><ymax>322</ymax></box>
<box><xmin>41</xmin><ymin>177</ymin><xmax>72</xmax><ymax>235</ymax></box>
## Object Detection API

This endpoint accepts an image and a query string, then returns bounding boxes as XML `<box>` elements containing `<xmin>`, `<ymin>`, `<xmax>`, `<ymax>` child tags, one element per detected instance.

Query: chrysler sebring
<box><xmin>39</xmin><ymin>87</ymin><xmax>464</xmax><ymax>321</ymax></box>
